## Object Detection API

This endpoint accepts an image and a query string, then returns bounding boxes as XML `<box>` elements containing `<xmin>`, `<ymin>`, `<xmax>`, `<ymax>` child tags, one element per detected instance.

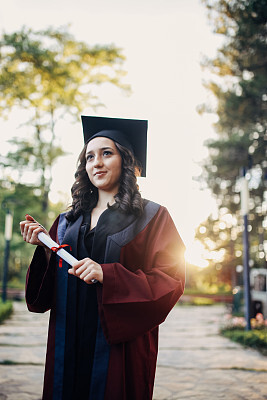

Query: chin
<box><xmin>94</xmin><ymin>183</ymin><xmax>110</xmax><ymax>191</ymax></box>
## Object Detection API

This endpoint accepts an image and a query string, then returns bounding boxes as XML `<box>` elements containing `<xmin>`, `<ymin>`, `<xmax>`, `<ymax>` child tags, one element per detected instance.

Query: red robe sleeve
<box><xmin>98</xmin><ymin>207</ymin><xmax>185</xmax><ymax>344</ymax></box>
<box><xmin>25</xmin><ymin>216</ymin><xmax>59</xmax><ymax>313</ymax></box>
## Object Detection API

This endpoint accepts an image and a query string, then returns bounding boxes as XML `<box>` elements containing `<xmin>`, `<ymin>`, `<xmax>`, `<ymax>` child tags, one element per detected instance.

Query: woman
<box><xmin>20</xmin><ymin>116</ymin><xmax>185</xmax><ymax>400</ymax></box>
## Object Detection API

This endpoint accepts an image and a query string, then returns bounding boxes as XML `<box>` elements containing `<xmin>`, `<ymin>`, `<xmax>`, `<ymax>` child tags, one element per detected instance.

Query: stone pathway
<box><xmin>154</xmin><ymin>305</ymin><xmax>267</xmax><ymax>400</ymax></box>
<box><xmin>0</xmin><ymin>302</ymin><xmax>266</xmax><ymax>399</ymax></box>
<box><xmin>0</xmin><ymin>301</ymin><xmax>47</xmax><ymax>400</ymax></box>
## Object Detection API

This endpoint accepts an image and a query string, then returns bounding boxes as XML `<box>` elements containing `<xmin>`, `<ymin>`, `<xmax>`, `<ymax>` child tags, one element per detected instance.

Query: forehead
<box><xmin>86</xmin><ymin>136</ymin><xmax>116</xmax><ymax>152</ymax></box>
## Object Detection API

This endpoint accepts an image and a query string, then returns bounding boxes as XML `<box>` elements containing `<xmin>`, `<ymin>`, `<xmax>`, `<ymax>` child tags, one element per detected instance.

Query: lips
<box><xmin>94</xmin><ymin>171</ymin><xmax>107</xmax><ymax>176</ymax></box>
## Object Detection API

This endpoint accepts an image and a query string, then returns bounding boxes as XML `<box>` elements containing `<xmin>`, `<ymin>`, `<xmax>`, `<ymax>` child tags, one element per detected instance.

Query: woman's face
<box><xmin>85</xmin><ymin>137</ymin><xmax>122</xmax><ymax>194</ymax></box>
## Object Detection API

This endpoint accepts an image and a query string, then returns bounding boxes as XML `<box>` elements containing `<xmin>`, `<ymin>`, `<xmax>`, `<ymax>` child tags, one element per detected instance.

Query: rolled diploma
<box><xmin>37</xmin><ymin>231</ymin><xmax>77</xmax><ymax>267</ymax></box>
<box><xmin>37</xmin><ymin>231</ymin><xmax>97</xmax><ymax>283</ymax></box>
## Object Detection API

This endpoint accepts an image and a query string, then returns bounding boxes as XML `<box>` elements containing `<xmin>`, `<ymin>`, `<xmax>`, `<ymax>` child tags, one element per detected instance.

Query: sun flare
<box><xmin>184</xmin><ymin>241</ymin><xmax>209</xmax><ymax>268</ymax></box>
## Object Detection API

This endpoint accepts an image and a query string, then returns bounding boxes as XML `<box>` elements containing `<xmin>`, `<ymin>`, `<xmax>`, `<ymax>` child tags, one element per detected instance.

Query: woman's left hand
<box><xmin>68</xmin><ymin>258</ymin><xmax>103</xmax><ymax>284</ymax></box>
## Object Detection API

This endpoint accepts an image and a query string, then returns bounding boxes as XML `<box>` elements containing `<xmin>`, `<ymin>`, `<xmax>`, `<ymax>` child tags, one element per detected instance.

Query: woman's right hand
<box><xmin>20</xmin><ymin>214</ymin><xmax>50</xmax><ymax>247</ymax></box>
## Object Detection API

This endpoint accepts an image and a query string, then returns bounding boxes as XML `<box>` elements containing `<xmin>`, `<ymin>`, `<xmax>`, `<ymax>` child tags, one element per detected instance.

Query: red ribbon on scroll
<box><xmin>51</xmin><ymin>244</ymin><xmax>72</xmax><ymax>268</ymax></box>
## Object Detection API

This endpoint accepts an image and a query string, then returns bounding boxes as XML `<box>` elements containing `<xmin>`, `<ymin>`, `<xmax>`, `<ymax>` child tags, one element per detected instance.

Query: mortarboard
<box><xmin>81</xmin><ymin>115</ymin><xmax>148</xmax><ymax>177</ymax></box>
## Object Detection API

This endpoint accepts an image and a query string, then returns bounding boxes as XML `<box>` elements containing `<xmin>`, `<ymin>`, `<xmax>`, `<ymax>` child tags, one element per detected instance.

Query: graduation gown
<box><xmin>25</xmin><ymin>200</ymin><xmax>185</xmax><ymax>400</ymax></box>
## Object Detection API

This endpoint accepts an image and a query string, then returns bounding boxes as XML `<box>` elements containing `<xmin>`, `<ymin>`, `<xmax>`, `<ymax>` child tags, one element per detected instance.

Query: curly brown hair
<box><xmin>66</xmin><ymin>141</ymin><xmax>144</xmax><ymax>221</ymax></box>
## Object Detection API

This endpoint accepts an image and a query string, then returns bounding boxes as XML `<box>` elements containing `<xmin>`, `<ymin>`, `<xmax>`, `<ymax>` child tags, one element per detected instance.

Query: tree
<box><xmin>195</xmin><ymin>211</ymin><xmax>242</xmax><ymax>287</ymax></box>
<box><xmin>0</xmin><ymin>176</ymin><xmax>42</xmax><ymax>283</ymax></box>
<box><xmin>0</xmin><ymin>26</ymin><xmax>130</xmax><ymax>285</ymax></box>
<box><xmin>197</xmin><ymin>0</ymin><xmax>267</xmax><ymax>284</ymax></box>
<box><xmin>0</xmin><ymin>26</ymin><xmax>129</xmax><ymax>218</ymax></box>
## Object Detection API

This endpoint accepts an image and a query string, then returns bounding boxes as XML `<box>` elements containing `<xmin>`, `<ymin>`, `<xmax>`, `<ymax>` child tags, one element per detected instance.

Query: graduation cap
<box><xmin>81</xmin><ymin>115</ymin><xmax>148</xmax><ymax>177</ymax></box>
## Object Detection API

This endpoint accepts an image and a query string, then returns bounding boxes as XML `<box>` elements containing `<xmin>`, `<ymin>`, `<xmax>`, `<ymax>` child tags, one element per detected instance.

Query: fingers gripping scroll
<box><xmin>68</xmin><ymin>258</ymin><xmax>103</xmax><ymax>284</ymax></box>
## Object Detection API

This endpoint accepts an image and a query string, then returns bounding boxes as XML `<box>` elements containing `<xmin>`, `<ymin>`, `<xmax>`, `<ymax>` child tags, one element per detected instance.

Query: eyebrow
<box><xmin>86</xmin><ymin>146</ymin><xmax>113</xmax><ymax>155</ymax></box>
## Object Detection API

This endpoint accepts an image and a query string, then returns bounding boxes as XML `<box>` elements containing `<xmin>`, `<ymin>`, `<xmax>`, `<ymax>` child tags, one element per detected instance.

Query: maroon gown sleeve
<box><xmin>98</xmin><ymin>207</ymin><xmax>186</xmax><ymax>344</ymax></box>
<box><xmin>25</xmin><ymin>216</ymin><xmax>60</xmax><ymax>313</ymax></box>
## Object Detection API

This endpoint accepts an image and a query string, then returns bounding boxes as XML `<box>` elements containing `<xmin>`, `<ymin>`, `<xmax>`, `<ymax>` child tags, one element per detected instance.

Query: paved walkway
<box><xmin>0</xmin><ymin>302</ymin><xmax>266</xmax><ymax>400</ymax></box>
<box><xmin>154</xmin><ymin>305</ymin><xmax>267</xmax><ymax>400</ymax></box>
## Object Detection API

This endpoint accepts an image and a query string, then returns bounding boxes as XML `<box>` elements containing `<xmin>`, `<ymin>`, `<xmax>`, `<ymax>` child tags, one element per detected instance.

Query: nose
<box><xmin>93</xmin><ymin>154</ymin><xmax>104</xmax><ymax>168</ymax></box>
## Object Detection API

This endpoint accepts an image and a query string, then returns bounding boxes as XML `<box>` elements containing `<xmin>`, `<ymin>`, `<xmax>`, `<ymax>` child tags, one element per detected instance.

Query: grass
<box><xmin>221</xmin><ymin>328</ymin><xmax>267</xmax><ymax>356</ymax></box>
<box><xmin>0</xmin><ymin>300</ymin><xmax>13</xmax><ymax>324</ymax></box>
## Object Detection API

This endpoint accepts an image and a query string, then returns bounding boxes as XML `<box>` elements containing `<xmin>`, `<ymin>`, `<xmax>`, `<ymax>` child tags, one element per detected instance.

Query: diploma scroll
<box><xmin>38</xmin><ymin>232</ymin><xmax>78</xmax><ymax>267</ymax></box>
<box><xmin>37</xmin><ymin>231</ymin><xmax>97</xmax><ymax>284</ymax></box>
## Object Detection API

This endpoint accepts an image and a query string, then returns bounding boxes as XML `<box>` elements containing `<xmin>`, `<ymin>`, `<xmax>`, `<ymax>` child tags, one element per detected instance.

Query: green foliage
<box><xmin>221</xmin><ymin>329</ymin><xmax>267</xmax><ymax>355</ymax></box>
<box><xmin>0</xmin><ymin>26</ymin><xmax>130</xmax><ymax>286</ymax></box>
<box><xmin>184</xmin><ymin>277</ymin><xmax>231</xmax><ymax>295</ymax></box>
<box><xmin>0</xmin><ymin>300</ymin><xmax>13</xmax><ymax>324</ymax></box>
<box><xmin>197</xmin><ymin>0</ymin><xmax>267</xmax><ymax>285</ymax></box>
<box><xmin>0</xmin><ymin>26</ymin><xmax>129</xmax><ymax>217</ymax></box>
<box><xmin>192</xmin><ymin>297</ymin><xmax>215</xmax><ymax>306</ymax></box>
<box><xmin>199</xmin><ymin>0</ymin><xmax>267</xmax><ymax>207</ymax></box>
<box><xmin>0</xmin><ymin>26</ymin><xmax>129</xmax><ymax>117</ymax></box>
<box><xmin>0</xmin><ymin>178</ymin><xmax>43</xmax><ymax>282</ymax></box>
<box><xmin>220</xmin><ymin>312</ymin><xmax>267</xmax><ymax>354</ymax></box>
<box><xmin>0</xmin><ymin>177</ymin><xmax>68</xmax><ymax>286</ymax></box>
<box><xmin>181</xmin><ymin>297</ymin><xmax>215</xmax><ymax>306</ymax></box>
<box><xmin>195</xmin><ymin>213</ymin><xmax>242</xmax><ymax>286</ymax></box>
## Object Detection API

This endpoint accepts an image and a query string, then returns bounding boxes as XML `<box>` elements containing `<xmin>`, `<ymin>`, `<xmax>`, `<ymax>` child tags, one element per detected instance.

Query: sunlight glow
<box><xmin>0</xmin><ymin>0</ymin><xmax>223</xmax><ymax>254</ymax></box>
<box><xmin>185</xmin><ymin>241</ymin><xmax>209</xmax><ymax>269</ymax></box>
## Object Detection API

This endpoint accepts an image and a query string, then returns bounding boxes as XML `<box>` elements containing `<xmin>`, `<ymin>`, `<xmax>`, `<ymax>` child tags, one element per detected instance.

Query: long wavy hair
<box><xmin>66</xmin><ymin>140</ymin><xmax>144</xmax><ymax>221</ymax></box>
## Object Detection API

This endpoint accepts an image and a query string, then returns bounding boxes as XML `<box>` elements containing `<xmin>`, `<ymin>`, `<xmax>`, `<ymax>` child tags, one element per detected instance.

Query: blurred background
<box><xmin>0</xmin><ymin>0</ymin><xmax>266</xmax><ymax>313</ymax></box>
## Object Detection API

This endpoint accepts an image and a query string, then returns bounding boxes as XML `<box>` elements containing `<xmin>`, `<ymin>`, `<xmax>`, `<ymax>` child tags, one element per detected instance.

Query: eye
<box><xmin>103</xmin><ymin>150</ymin><xmax>112</xmax><ymax>156</ymax></box>
<box><xmin>86</xmin><ymin>154</ymin><xmax>94</xmax><ymax>162</ymax></box>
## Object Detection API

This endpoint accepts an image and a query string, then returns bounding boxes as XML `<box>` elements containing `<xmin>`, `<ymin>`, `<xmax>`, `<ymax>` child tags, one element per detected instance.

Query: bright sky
<box><xmin>1</xmin><ymin>0</ymin><xmax>222</xmax><ymax>266</ymax></box>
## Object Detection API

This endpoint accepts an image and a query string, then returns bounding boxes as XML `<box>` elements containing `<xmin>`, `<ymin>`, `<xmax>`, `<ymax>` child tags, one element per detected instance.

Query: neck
<box><xmin>96</xmin><ymin>189</ymin><xmax>118</xmax><ymax>210</ymax></box>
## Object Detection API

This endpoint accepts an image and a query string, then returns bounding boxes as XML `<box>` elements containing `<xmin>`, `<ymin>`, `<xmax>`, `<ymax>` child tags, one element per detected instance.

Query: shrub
<box><xmin>221</xmin><ymin>329</ymin><xmax>267</xmax><ymax>356</ymax></box>
<box><xmin>221</xmin><ymin>313</ymin><xmax>267</xmax><ymax>330</ymax></box>
<box><xmin>0</xmin><ymin>300</ymin><xmax>13</xmax><ymax>324</ymax></box>
<box><xmin>192</xmin><ymin>297</ymin><xmax>215</xmax><ymax>306</ymax></box>
<box><xmin>220</xmin><ymin>313</ymin><xmax>267</xmax><ymax>355</ymax></box>
<box><xmin>179</xmin><ymin>296</ymin><xmax>215</xmax><ymax>306</ymax></box>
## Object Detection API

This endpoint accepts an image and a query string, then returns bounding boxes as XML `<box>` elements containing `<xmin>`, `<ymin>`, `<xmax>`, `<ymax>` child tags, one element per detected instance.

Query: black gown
<box><xmin>63</xmin><ymin>215</ymin><xmax>98</xmax><ymax>400</ymax></box>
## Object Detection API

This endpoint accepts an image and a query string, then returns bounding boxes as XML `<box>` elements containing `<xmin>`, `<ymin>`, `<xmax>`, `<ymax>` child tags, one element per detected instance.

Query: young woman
<box><xmin>20</xmin><ymin>116</ymin><xmax>185</xmax><ymax>400</ymax></box>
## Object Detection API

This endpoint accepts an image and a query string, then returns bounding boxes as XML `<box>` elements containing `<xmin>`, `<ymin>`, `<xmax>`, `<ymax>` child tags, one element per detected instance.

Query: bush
<box><xmin>191</xmin><ymin>297</ymin><xmax>215</xmax><ymax>306</ymax></box>
<box><xmin>221</xmin><ymin>329</ymin><xmax>267</xmax><ymax>356</ymax></box>
<box><xmin>179</xmin><ymin>296</ymin><xmax>215</xmax><ymax>306</ymax></box>
<box><xmin>220</xmin><ymin>312</ymin><xmax>267</xmax><ymax>355</ymax></box>
<box><xmin>221</xmin><ymin>312</ymin><xmax>267</xmax><ymax>330</ymax></box>
<box><xmin>0</xmin><ymin>300</ymin><xmax>13</xmax><ymax>324</ymax></box>
<box><xmin>184</xmin><ymin>284</ymin><xmax>231</xmax><ymax>295</ymax></box>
